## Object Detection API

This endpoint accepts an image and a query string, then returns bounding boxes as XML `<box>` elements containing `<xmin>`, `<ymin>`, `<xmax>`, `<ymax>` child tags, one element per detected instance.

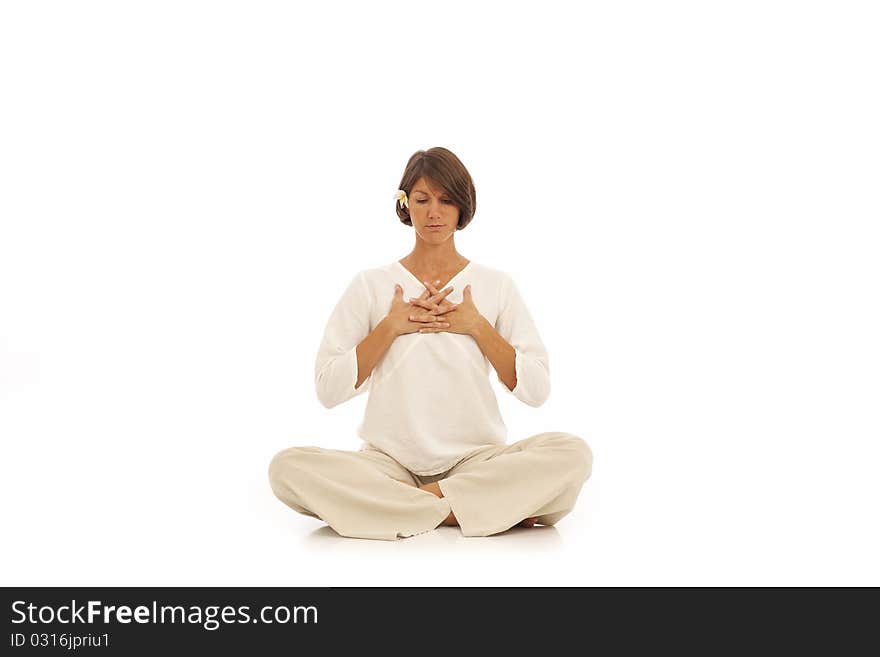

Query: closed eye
<box><xmin>417</xmin><ymin>200</ymin><xmax>453</xmax><ymax>204</ymax></box>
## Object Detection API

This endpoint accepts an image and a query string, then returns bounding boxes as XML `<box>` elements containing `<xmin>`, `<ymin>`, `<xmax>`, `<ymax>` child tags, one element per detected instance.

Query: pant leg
<box><xmin>268</xmin><ymin>444</ymin><xmax>452</xmax><ymax>541</ymax></box>
<box><xmin>437</xmin><ymin>432</ymin><xmax>593</xmax><ymax>537</ymax></box>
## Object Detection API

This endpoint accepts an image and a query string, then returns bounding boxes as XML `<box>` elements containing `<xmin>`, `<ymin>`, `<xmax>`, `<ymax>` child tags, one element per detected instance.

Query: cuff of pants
<box><xmin>396</xmin><ymin>495</ymin><xmax>453</xmax><ymax>540</ymax></box>
<box><xmin>336</xmin><ymin>493</ymin><xmax>452</xmax><ymax>541</ymax></box>
<box><xmin>436</xmin><ymin>477</ymin><xmax>511</xmax><ymax>538</ymax></box>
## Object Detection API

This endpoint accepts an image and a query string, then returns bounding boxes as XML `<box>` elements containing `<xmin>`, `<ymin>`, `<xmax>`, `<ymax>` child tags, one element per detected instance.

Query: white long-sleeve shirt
<box><xmin>314</xmin><ymin>260</ymin><xmax>550</xmax><ymax>475</ymax></box>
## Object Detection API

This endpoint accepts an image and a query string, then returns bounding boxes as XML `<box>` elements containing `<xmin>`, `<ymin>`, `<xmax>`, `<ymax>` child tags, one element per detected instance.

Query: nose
<box><xmin>427</xmin><ymin>199</ymin><xmax>444</xmax><ymax>220</ymax></box>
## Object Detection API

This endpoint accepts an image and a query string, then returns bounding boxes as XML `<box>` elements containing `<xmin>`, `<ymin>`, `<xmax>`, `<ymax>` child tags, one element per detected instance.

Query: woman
<box><xmin>268</xmin><ymin>147</ymin><xmax>592</xmax><ymax>540</ymax></box>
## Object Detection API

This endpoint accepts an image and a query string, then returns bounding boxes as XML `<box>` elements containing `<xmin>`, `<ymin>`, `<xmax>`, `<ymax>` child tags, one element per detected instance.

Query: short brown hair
<box><xmin>395</xmin><ymin>147</ymin><xmax>477</xmax><ymax>230</ymax></box>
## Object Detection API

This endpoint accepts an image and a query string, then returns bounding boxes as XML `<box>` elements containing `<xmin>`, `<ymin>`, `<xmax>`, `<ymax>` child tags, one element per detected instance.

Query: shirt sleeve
<box><xmin>494</xmin><ymin>273</ymin><xmax>551</xmax><ymax>407</ymax></box>
<box><xmin>314</xmin><ymin>272</ymin><xmax>373</xmax><ymax>409</ymax></box>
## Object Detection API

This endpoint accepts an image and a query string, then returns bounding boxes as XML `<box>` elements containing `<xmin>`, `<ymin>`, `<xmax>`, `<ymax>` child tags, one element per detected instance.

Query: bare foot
<box><xmin>418</xmin><ymin>481</ymin><xmax>458</xmax><ymax>526</ymax></box>
<box><xmin>410</xmin><ymin>480</ymin><xmax>538</xmax><ymax>528</ymax></box>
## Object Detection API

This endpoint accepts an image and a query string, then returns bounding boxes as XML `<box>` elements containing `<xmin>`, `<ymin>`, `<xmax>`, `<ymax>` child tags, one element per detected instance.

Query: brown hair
<box><xmin>395</xmin><ymin>147</ymin><xmax>477</xmax><ymax>230</ymax></box>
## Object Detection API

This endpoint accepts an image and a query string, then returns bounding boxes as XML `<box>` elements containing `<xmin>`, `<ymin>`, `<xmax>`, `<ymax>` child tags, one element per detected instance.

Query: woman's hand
<box><xmin>407</xmin><ymin>280</ymin><xmax>458</xmax><ymax>317</ymax></box>
<box><xmin>383</xmin><ymin>284</ymin><xmax>451</xmax><ymax>337</ymax></box>
<box><xmin>415</xmin><ymin>282</ymin><xmax>486</xmax><ymax>337</ymax></box>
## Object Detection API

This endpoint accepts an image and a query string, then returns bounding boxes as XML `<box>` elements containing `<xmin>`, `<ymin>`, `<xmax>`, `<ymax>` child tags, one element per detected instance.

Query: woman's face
<box><xmin>408</xmin><ymin>177</ymin><xmax>460</xmax><ymax>241</ymax></box>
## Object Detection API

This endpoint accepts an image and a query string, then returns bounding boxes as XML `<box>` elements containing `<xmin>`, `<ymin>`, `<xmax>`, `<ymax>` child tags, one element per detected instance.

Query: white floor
<box><xmin>3</xmin><ymin>405</ymin><xmax>878</xmax><ymax>586</ymax></box>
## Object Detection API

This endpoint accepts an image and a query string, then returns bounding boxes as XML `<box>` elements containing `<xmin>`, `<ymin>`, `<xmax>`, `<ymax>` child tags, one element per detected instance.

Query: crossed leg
<box><xmin>269</xmin><ymin>432</ymin><xmax>592</xmax><ymax>540</ymax></box>
<box><xmin>430</xmin><ymin>432</ymin><xmax>593</xmax><ymax>537</ymax></box>
<box><xmin>396</xmin><ymin>480</ymin><xmax>538</xmax><ymax>527</ymax></box>
<box><xmin>268</xmin><ymin>445</ymin><xmax>451</xmax><ymax>541</ymax></box>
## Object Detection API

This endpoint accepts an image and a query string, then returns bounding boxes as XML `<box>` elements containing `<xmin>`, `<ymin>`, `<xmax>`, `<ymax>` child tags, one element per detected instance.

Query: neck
<box><xmin>402</xmin><ymin>237</ymin><xmax>467</xmax><ymax>273</ymax></box>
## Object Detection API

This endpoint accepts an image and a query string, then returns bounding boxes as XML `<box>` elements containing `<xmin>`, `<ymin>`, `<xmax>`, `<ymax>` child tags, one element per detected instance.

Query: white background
<box><xmin>1</xmin><ymin>1</ymin><xmax>878</xmax><ymax>586</ymax></box>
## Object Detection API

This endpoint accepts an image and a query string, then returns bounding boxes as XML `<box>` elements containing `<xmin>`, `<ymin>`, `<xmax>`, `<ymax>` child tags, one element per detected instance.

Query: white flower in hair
<box><xmin>394</xmin><ymin>189</ymin><xmax>409</xmax><ymax>209</ymax></box>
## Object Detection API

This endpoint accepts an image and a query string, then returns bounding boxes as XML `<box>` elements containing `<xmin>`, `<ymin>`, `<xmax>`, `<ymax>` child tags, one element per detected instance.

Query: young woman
<box><xmin>269</xmin><ymin>147</ymin><xmax>592</xmax><ymax>540</ymax></box>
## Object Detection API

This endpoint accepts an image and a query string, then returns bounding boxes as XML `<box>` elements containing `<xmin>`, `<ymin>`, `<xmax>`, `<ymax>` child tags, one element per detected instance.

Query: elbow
<box><xmin>314</xmin><ymin>348</ymin><xmax>362</xmax><ymax>410</ymax></box>
<box><xmin>315</xmin><ymin>386</ymin><xmax>338</xmax><ymax>409</ymax></box>
<box><xmin>314</xmin><ymin>356</ymin><xmax>347</xmax><ymax>409</ymax></box>
<box><xmin>533</xmin><ymin>387</ymin><xmax>550</xmax><ymax>407</ymax></box>
<box><xmin>511</xmin><ymin>351</ymin><xmax>550</xmax><ymax>406</ymax></box>
<box><xmin>509</xmin><ymin>376</ymin><xmax>550</xmax><ymax>407</ymax></box>
<box><xmin>315</xmin><ymin>375</ymin><xmax>364</xmax><ymax>410</ymax></box>
<box><xmin>315</xmin><ymin>370</ymin><xmax>345</xmax><ymax>409</ymax></box>
<box><xmin>523</xmin><ymin>385</ymin><xmax>550</xmax><ymax>408</ymax></box>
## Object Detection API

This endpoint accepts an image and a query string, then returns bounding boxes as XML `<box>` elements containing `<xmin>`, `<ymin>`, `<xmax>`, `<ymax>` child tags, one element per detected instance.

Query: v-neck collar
<box><xmin>394</xmin><ymin>259</ymin><xmax>473</xmax><ymax>291</ymax></box>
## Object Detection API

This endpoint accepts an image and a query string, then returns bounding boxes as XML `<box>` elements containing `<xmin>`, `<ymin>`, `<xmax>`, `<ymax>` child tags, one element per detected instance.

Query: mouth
<box><xmin>427</xmin><ymin>224</ymin><xmax>444</xmax><ymax>228</ymax></box>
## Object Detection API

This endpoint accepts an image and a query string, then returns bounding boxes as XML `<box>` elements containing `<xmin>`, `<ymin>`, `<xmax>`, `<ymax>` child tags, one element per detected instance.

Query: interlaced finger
<box><xmin>409</xmin><ymin>315</ymin><xmax>450</xmax><ymax>327</ymax></box>
<box><xmin>409</xmin><ymin>312</ymin><xmax>448</xmax><ymax>324</ymax></box>
<box><xmin>409</xmin><ymin>285</ymin><xmax>453</xmax><ymax>313</ymax></box>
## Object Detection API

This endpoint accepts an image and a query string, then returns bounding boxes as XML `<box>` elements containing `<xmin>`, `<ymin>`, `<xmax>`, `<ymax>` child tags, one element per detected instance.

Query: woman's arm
<box><xmin>314</xmin><ymin>273</ymin><xmax>374</xmax><ymax>408</ymax></box>
<box><xmin>355</xmin><ymin>283</ymin><xmax>451</xmax><ymax>389</ymax></box>
<box><xmin>471</xmin><ymin>318</ymin><xmax>517</xmax><ymax>392</ymax></box>
<box><xmin>355</xmin><ymin>318</ymin><xmax>397</xmax><ymax>389</ymax></box>
<box><xmin>417</xmin><ymin>278</ymin><xmax>548</xmax><ymax>405</ymax></box>
<box><xmin>492</xmin><ymin>274</ymin><xmax>551</xmax><ymax>407</ymax></box>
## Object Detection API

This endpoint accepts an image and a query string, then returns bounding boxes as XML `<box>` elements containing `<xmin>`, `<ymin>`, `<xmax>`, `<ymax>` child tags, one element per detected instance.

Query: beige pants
<box><xmin>268</xmin><ymin>431</ymin><xmax>593</xmax><ymax>540</ymax></box>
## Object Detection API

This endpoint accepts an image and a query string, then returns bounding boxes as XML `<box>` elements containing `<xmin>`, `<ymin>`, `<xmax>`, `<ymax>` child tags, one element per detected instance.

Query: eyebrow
<box><xmin>413</xmin><ymin>190</ymin><xmax>448</xmax><ymax>195</ymax></box>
